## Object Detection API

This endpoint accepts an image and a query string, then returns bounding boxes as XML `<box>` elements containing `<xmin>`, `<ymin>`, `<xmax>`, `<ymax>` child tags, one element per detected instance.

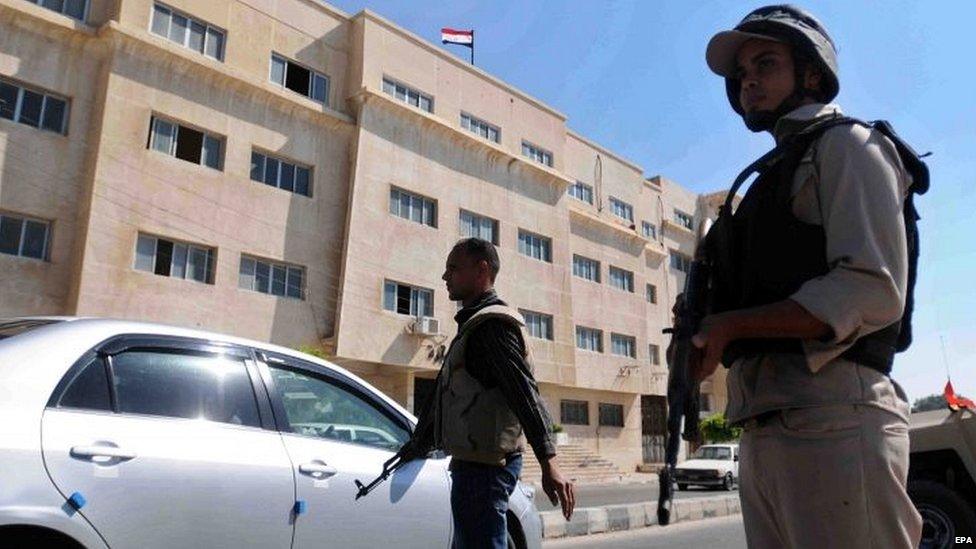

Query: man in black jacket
<box><xmin>404</xmin><ymin>238</ymin><xmax>574</xmax><ymax>548</ymax></box>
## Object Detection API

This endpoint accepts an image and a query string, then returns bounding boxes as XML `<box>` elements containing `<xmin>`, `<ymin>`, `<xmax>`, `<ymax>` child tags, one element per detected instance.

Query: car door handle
<box><xmin>299</xmin><ymin>462</ymin><xmax>338</xmax><ymax>477</ymax></box>
<box><xmin>70</xmin><ymin>445</ymin><xmax>137</xmax><ymax>460</ymax></box>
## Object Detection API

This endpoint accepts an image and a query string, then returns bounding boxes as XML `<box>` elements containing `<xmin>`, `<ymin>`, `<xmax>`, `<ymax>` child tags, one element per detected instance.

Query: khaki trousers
<box><xmin>738</xmin><ymin>403</ymin><xmax>923</xmax><ymax>548</ymax></box>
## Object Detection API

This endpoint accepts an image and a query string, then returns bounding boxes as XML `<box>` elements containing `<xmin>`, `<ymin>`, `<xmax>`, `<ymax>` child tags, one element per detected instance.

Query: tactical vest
<box><xmin>706</xmin><ymin>117</ymin><xmax>929</xmax><ymax>375</ymax></box>
<box><xmin>433</xmin><ymin>304</ymin><xmax>533</xmax><ymax>466</ymax></box>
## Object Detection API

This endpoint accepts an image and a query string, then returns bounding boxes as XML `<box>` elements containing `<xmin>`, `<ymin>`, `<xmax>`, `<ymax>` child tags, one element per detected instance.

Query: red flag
<box><xmin>944</xmin><ymin>381</ymin><xmax>976</xmax><ymax>411</ymax></box>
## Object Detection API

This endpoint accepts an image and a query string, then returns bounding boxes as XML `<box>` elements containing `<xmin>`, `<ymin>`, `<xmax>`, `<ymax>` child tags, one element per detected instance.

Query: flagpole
<box><xmin>471</xmin><ymin>30</ymin><xmax>475</xmax><ymax>65</ymax></box>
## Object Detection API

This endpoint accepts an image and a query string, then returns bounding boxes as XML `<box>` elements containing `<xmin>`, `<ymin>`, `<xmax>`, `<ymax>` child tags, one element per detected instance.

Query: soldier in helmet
<box><xmin>689</xmin><ymin>5</ymin><xmax>925</xmax><ymax>548</ymax></box>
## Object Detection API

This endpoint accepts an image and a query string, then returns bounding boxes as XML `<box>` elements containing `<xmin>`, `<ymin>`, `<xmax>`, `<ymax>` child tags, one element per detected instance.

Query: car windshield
<box><xmin>692</xmin><ymin>446</ymin><xmax>732</xmax><ymax>460</ymax></box>
<box><xmin>0</xmin><ymin>319</ymin><xmax>64</xmax><ymax>341</ymax></box>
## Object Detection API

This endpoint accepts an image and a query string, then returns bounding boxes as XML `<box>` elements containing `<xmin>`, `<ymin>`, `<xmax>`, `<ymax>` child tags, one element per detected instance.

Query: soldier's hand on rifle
<box><xmin>691</xmin><ymin>314</ymin><xmax>735</xmax><ymax>382</ymax></box>
<box><xmin>541</xmin><ymin>458</ymin><xmax>575</xmax><ymax>521</ymax></box>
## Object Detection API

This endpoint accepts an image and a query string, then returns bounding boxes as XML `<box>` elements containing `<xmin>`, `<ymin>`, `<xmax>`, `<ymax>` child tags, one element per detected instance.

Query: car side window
<box><xmin>268</xmin><ymin>365</ymin><xmax>409</xmax><ymax>452</ymax></box>
<box><xmin>58</xmin><ymin>357</ymin><xmax>112</xmax><ymax>411</ymax></box>
<box><xmin>111</xmin><ymin>350</ymin><xmax>261</xmax><ymax>428</ymax></box>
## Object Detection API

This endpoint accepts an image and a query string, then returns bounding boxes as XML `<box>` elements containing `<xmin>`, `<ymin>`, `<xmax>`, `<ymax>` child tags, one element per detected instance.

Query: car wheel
<box><xmin>677</xmin><ymin>483</ymin><xmax>688</xmax><ymax>491</ymax></box>
<box><xmin>908</xmin><ymin>480</ymin><xmax>976</xmax><ymax>549</ymax></box>
<box><xmin>723</xmin><ymin>472</ymin><xmax>734</xmax><ymax>491</ymax></box>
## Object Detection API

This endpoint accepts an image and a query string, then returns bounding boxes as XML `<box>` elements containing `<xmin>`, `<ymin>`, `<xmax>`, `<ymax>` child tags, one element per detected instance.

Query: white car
<box><xmin>674</xmin><ymin>443</ymin><xmax>739</xmax><ymax>491</ymax></box>
<box><xmin>0</xmin><ymin>318</ymin><xmax>541</xmax><ymax>549</ymax></box>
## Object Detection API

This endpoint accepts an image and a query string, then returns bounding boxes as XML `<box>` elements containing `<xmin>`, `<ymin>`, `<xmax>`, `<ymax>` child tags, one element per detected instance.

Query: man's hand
<box><xmin>690</xmin><ymin>313</ymin><xmax>737</xmax><ymax>382</ymax></box>
<box><xmin>540</xmin><ymin>457</ymin><xmax>575</xmax><ymax>521</ymax></box>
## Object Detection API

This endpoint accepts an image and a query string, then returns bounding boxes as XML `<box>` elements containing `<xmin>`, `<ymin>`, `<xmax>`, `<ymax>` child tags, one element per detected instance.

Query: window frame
<box><xmin>669</xmin><ymin>250</ymin><xmax>692</xmax><ymax>273</ymax></box>
<box><xmin>458</xmin><ymin>209</ymin><xmax>499</xmax><ymax>244</ymax></box>
<box><xmin>27</xmin><ymin>0</ymin><xmax>89</xmax><ymax>21</ymax></box>
<box><xmin>598</xmin><ymin>402</ymin><xmax>625</xmax><ymax>427</ymax></box>
<box><xmin>608</xmin><ymin>265</ymin><xmax>634</xmax><ymax>293</ymax></box>
<box><xmin>256</xmin><ymin>350</ymin><xmax>413</xmax><ymax>440</ymax></box>
<box><xmin>673</xmin><ymin>209</ymin><xmax>694</xmax><ymax>231</ymax></box>
<box><xmin>0</xmin><ymin>211</ymin><xmax>51</xmax><ymax>261</ymax></box>
<box><xmin>520</xmin><ymin>140</ymin><xmax>553</xmax><ymax>167</ymax></box>
<box><xmin>270</xmin><ymin>53</ymin><xmax>330</xmax><ymax>106</ymax></box>
<box><xmin>389</xmin><ymin>186</ymin><xmax>438</xmax><ymax>228</ymax></box>
<box><xmin>250</xmin><ymin>149</ymin><xmax>313</xmax><ymax>197</ymax></box>
<box><xmin>560</xmin><ymin>399</ymin><xmax>590</xmax><ymax>426</ymax></box>
<box><xmin>645</xmin><ymin>283</ymin><xmax>657</xmax><ymax>304</ymax></box>
<box><xmin>641</xmin><ymin>221</ymin><xmax>657</xmax><ymax>240</ymax></box>
<box><xmin>608</xmin><ymin>196</ymin><xmax>634</xmax><ymax>223</ymax></box>
<box><xmin>649</xmin><ymin>343</ymin><xmax>661</xmax><ymax>366</ymax></box>
<box><xmin>568</xmin><ymin>181</ymin><xmax>594</xmax><ymax>205</ymax></box>
<box><xmin>0</xmin><ymin>76</ymin><xmax>70</xmax><ymax>135</ymax></box>
<box><xmin>610</xmin><ymin>332</ymin><xmax>637</xmax><ymax>358</ymax></box>
<box><xmin>46</xmin><ymin>334</ymin><xmax>275</xmax><ymax>431</ymax></box>
<box><xmin>239</xmin><ymin>254</ymin><xmax>306</xmax><ymax>300</ymax></box>
<box><xmin>149</xmin><ymin>2</ymin><xmax>226</xmax><ymax>61</ymax></box>
<box><xmin>575</xmin><ymin>325</ymin><xmax>603</xmax><ymax>353</ymax></box>
<box><xmin>460</xmin><ymin>112</ymin><xmax>501</xmax><ymax>143</ymax></box>
<box><xmin>134</xmin><ymin>232</ymin><xmax>216</xmax><ymax>284</ymax></box>
<box><xmin>147</xmin><ymin>114</ymin><xmax>224</xmax><ymax>170</ymax></box>
<box><xmin>383</xmin><ymin>279</ymin><xmax>435</xmax><ymax>318</ymax></box>
<box><xmin>381</xmin><ymin>76</ymin><xmax>434</xmax><ymax>113</ymax></box>
<box><xmin>518</xmin><ymin>308</ymin><xmax>554</xmax><ymax>341</ymax></box>
<box><xmin>517</xmin><ymin>229</ymin><xmax>552</xmax><ymax>263</ymax></box>
<box><xmin>572</xmin><ymin>254</ymin><xmax>600</xmax><ymax>283</ymax></box>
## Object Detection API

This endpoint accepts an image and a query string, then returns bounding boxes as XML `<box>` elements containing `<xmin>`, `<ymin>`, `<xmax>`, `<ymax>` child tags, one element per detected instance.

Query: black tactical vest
<box><xmin>706</xmin><ymin>117</ymin><xmax>928</xmax><ymax>375</ymax></box>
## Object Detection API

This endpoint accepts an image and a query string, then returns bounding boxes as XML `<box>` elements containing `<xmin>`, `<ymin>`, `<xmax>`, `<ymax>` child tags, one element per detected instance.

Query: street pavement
<box><xmin>542</xmin><ymin>515</ymin><xmax>748</xmax><ymax>548</ymax></box>
<box><xmin>534</xmin><ymin>481</ymin><xmax>737</xmax><ymax>511</ymax></box>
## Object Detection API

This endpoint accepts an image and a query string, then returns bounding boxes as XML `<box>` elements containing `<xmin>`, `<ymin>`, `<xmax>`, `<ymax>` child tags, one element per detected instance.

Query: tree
<box><xmin>699</xmin><ymin>413</ymin><xmax>742</xmax><ymax>443</ymax></box>
<box><xmin>911</xmin><ymin>393</ymin><xmax>947</xmax><ymax>413</ymax></box>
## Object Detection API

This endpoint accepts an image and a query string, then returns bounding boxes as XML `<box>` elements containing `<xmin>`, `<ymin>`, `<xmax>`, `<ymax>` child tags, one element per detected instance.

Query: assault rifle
<box><xmin>354</xmin><ymin>446</ymin><xmax>414</xmax><ymax>500</ymax></box>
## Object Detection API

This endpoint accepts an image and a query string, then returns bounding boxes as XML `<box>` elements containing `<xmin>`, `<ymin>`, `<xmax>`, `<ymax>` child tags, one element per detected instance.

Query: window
<box><xmin>383</xmin><ymin>280</ymin><xmax>434</xmax><ymax>317</ymax></box>
<box><xmin>575</xmin><ymin>326</ymin><xmax>603</xmax><ymax>353</ymax></box>
<box><xmin>135</xmin><ymin>234</ymin><xmax>215</xmax><ymax>284</ymax></box>
<box><xmin>641</xmin><ymin>221</ymin><xmax>657</xmax><ymax>240</ymax></box>
<box><xmin>560</xmin><ymin>400</ymin><xmax>589</xmax><ymax>426</ymax></box>
<box><xmin>148</xmin><ymin>115</ymin><xmax>223</xmax><ymax>169</ymax></box>
<box><xmin>701</xmin><ymin>393</ymin><xmax>712</xmax><ymax>413</ymax></box>
<box><xmin>459</xmin><ymin>210</ymin><xmax>498</xmax><ymax>244</ymax></box>
<box><xmin>645</xmin><ymin>283</ymin><xmax>657</xmax><ymax>304</ymax></box>
<box><xmin>611</xmin><ymin>333</ymin><xmax>636</xmax><ymax>358</ymax></box>
<box><xmin>111</xmin><ymin>349</ymin><xmax>261</xmax><ymax>427</ymax></box>
<box><xmin>57</xmin><ymin>357</ymin><xmax>111</xmax><ymax>411</ymax></box>
<box><xmin>649</xmin><ymin>343</ymin><xmax>661</xmax><ymax>366</ymax></box>
<box><xmin>381</xmin><ymin>77</ymin><xmax>433</xmax><ymax>113</ymax></box>
<box><xmin>572</xmin><ymin>254</ymin><xmax>600</xmax><ymax>283</ymax></box>
<box><xmin>521</xmin><ymin>141</ymin><xmax>553</xmax><ymax>167</ymax></box>
<box><xmin>239</xmin><ymin>256</ymin><xmax>305</xmax><ymax>299</ymax></box>
<box><xmin>670</xmin><ymin>250</ymin><xmax>692</xmax><ymax>273</ymax></box>
<box><xmin>26</xmin><ymin>0</ymin><xmax>87</xmax><ymax>20</ymax></box>
<box><xmin>609</xmin><ymin>197</ymin><xmax>634</xmax><ymax>223</ymax></box>
<box><xmin>460</xmin><ymin>112</ymin><xmax>500</xmax><ymax>143</ymax></box>
<box><xmin>270</xmin><ymin>54</ymin><xmax>329</xmax><ymax>106</ymax></box>
<box><xmin>568</xmin><ymin>181</ymin><xmax>593</xmax><ymax>205</ymax></box>
<box><xmin>0</xmin><ymin>212</ymin><xmax>50</xmax><ymax>261</ymax></box>
<box><xmin>674</xmin><ymin>209</ymin><xmax>694</xmax><ymax>231</ymax></box>
<box><xmin>268</xmin><ymin>365</ymin><xmax>410</xmax><ymax>452</ymax></box>
<box><xmin>518</xmin><ymin>230</ymin><xmax>552</xmax><ymax>263</ymax></box>
<box><xmin>598</xmin><ymin>403</ymin><xmax>624</xmax><ymax>427</ymax></box>
<box><xmin>250</xmin><ymin>151</ymin><xmax>312</xmax><ymax>197</ymax></box>
<box><xmin>0</xmin><ymin>77</ymin><xmax>69</xmax><ymax>134</ymax></box>
<box><xmin>609</xmin><ymin>266</ymin><xmax>634</xmax><ymax>293</ymax></box>
<box><xmin>519</xmin><ymin>309</ymin><xmax>553</xmax><ymax>341</ymax></box>
<box><xmin>389</xmin><ymin>187</ymin><xmax>437</xmax><ymax>227</ymax></box>
<box><xmin>150</xmin><ymin>3</ymin><xmax>225</xmax><ymax>61</ymax></box>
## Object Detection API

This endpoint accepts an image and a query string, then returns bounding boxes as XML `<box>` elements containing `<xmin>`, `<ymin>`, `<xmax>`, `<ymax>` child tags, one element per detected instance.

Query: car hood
<box><xmin>677</xmin><ymin>459</ymin><xmax>732</xmax><ymax>470</ymax></box>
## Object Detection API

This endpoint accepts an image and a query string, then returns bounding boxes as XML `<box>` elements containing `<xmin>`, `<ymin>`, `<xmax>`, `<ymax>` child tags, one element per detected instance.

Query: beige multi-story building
<box><xmin>0</xmin><ymin>0</ymin><xmax>727</xmax><ymax>471</ymax></box>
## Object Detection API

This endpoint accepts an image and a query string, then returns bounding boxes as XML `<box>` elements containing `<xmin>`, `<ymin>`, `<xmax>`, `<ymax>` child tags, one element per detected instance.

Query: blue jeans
<box><xmin>450</xmin><ymin>454</ymin><xmax>523</xmax><ymax>549</ymax></box>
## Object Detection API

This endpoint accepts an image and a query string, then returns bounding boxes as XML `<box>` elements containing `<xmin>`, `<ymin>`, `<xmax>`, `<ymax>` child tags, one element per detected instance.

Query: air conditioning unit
<box><xmin>411</xmin><ymin>316</ymin><xmax>440</xmax><ymax>336</ymax></box>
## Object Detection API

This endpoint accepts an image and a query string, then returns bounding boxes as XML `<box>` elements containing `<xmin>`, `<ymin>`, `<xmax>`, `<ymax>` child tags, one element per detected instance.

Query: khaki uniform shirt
<box><xmin>724</xmin><ymin>103</ymin><xmax>915</xmax><ymax>425</ymax></box>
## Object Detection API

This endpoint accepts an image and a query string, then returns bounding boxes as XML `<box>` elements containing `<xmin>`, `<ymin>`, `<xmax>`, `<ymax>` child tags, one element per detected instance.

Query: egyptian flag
<box><xmin>944</xmin><ymin>380</ymin><xmax>976</xmax><ymax>412</ymax></box>
<box><xmin>441</xmin><ymin>28</ymin><xmax>474</xmax><ymax>47</ymax></box>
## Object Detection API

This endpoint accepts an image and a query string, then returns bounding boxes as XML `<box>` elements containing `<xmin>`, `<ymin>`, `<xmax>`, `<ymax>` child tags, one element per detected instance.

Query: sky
<box><xmin>325</xmin><ymin>0</ymin><xmax>976</xmax><ymax>404</ymax></box>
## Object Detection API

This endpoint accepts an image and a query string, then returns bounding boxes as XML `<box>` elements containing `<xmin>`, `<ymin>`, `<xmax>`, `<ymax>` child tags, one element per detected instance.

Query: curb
<box><xmin>538</xmin><ymin>495</ymin><xmax>741</xmax><ymax>539</ymax></box>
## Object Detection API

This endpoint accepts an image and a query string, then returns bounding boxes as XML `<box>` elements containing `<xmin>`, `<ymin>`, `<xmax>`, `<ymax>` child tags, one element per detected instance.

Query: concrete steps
<box><xmin>520</xmin><ymin>444</ymin><xmax>625</xmax><ymax>485</ymax></box>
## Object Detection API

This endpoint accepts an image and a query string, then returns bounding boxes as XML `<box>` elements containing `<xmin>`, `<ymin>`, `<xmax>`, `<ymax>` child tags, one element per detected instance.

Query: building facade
<box><xmin>0</xmin><ymin>0</ymin><xmax>727</xmax><ymax>471</ymax></box>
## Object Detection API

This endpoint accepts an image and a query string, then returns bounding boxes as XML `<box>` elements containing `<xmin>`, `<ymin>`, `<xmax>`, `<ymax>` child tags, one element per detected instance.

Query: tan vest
<box><xmin>434</xmin><ymin>304</ymin><xmax>533</xmax><ymax>466</ymax></box>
